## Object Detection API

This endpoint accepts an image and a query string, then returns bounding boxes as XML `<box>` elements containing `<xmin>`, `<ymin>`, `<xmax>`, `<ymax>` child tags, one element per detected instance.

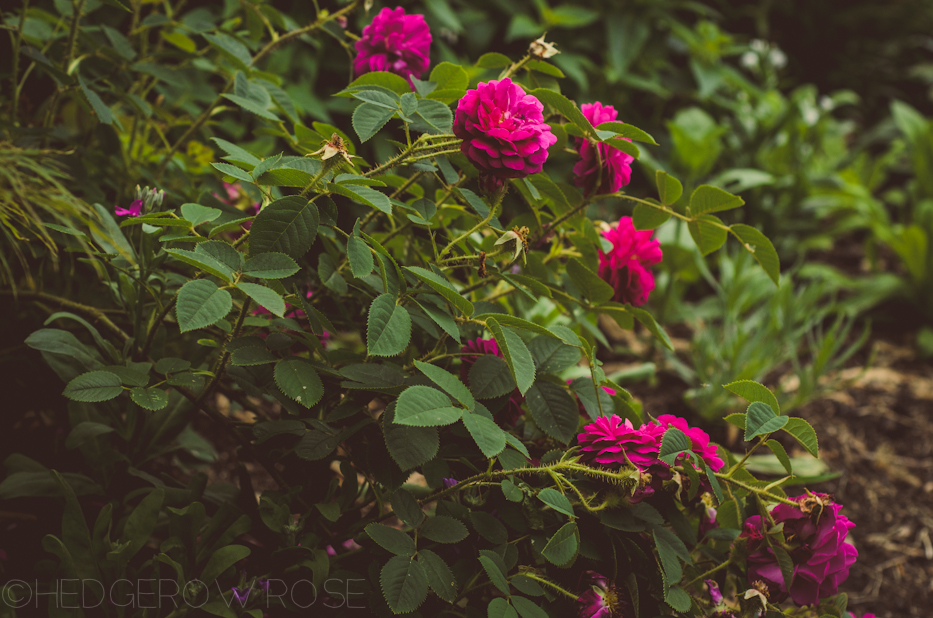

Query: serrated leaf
<box><xmin>380</xmin><ymin>555</ymin><xmax>428</xmax><ymax>613</ymax></box>
<box><xmin>766</xmin><ymin>440</ymin><xmax>793</xmax><ymax>475</ymax></box>
<box><xmin>537</xmin><ymin>488</ymin><xmax>575</xmax><ymax>517</ymax></box>
<box><xmin>196</xmin><ymin>240</ymin><xmax>244</xmax><ymax>272</ymax></box>
<box><xmin>211</xmin><ymin>162</ymin><xmax>253</xmax><ymax>182</ymax></box>
<box><xmin>391</xmin><ymin>488</ymin><xmax>425</xmax><ymax>528</ymax></box>
<box><xmin>383</xmin><ymin>402</ymin><xmax>439</xmax><ymax>470</ymax></box>
<box><xmin>353</xmin><ymin>102</ymin><xmax>397</xmax><ymax>142</ymax></box>
<box><xmin>731</xmin><ymin>223</ymin><xmax>780</xmax><ymax>285</ymax></box>
<box><xmin>478</xmin><ymin>554</ymin><xmax>510</xmax><ymax>595</ymax></box>
<box><xmin>415</xmin><ymin>361</ymin><xmax>474</xmax><ymax>409</ymax></box>
<box><xmin>410</xmin><ymin>99</ymin><xmax>453</xmax><ymax>134</ymax></box>
<box><xmin>501</xmin><ymin>479</ymin><xmax>523</xmax><ymax>502</ymax></box>
<box><xmin>688</xmin><ymin>213</ymin><xmax>728</xmax><ymax>256</ymax></box>
<box><xmin>274</xmin><ymin>359</ymin><xmax>324</xmax><ymax>407</ymax></box>
<box><xmin>367</xmin><ymin>294</ymin><xmax>412</xmax><ymax>357</ymax></box>
<box><xmin>295</xmin><ymin>430</ymin><xmax>338</xmax><ymax>460</ymax></box>
<box><xmin>405</xmin><ymin>266</ymin><xmax>474</xmax><ymax>316</ymax></box>
<box><xmin>724</xmin><ymin>380</ymin><xmax>780</xmax><ymax>414</ymax></box>
<box><xmin>744</xmin><ymin>402</ymin><xmax>786</xmax><ymax>441</ymax></box>
<box><xmin>429</xmin><ymin>62</ymin><xmax>468</xmax><ymax>91</ymax></box>
<box><xmin>329</xmin><ymin>183</ymin><xmax>392</xmax><ymax>214</ymax></box>
<box><xmin>165</xmin><ymin>248</ymin><xmax>235</xmax><ymax>281</ymax></box>
<box><xmin>367</xmin><ymin>523</ymin><xmax>416</xmax><ymax>556</ymax></box>
<box><xmin>420</xmin><ymin>516</ymin><xmax>468</xmax><ymax>543</ymax></box>
<box><xmin>130</xmin><ymin>387</ymin><xmax>168</xmax><ymax>410</ymax></box>
<box><xmin>468</xmin><ymin>355</ymin><xmax>516</xmax><ymax>399</ymax></box>
<box><xmin>783</xmin><ymin>417</ymin><xmax>819</xmax><ymax>457</ymax></box>
<box><xmin>541</xmin><ymin>522</ymin><xmax>579</xmax><ymax>566</ymax></box>
<box><xmin>486</xmin><ymin>319</ymin><xmax>535</xmax><ymax>395</ymax></box>
<box><xmin>418</xmin><ymin>549</ymin><xmax>457</xmax><ymax>603</ymax></box>
<box><xmin>773</xmin><ymin>546</ymin><xmax>795</xmax><ymax>590</ymax></box>
<box><xmin>347</xmin><ymin>234</ymin><xmax>375</xmax><ymax>278</ymax></box>
<box><xmin>248</xmin><ymin>196</ymin><xmax>319</xmax><ymax>259</ymax></box>
<box><xmin>633</xmin><ymin>203</ymin><xmax>671</xmax><ymax>230</ymax></box>
<box><xmin>511</xmin><ymin>596</ymin><xmax>548</xmax><ymax>618</ymax></box>
<box><xmin>653</xmin><ymin>525</ymin><xmax>691</xmax><ymax>583</ymax></box>
<box><xmin>488</xmin><ymin>598</ymin><xmax>517</xmax><ymax>618</ymax></box>
<box><xmin>65</xmin><ymin>422</ymin><xmax>115</xmax><ymax>448</ymax></box>
<box><xmin>524</xmin><ymin>382</ymin><xmax>577</xmax><ymax>443</ymax></box>
<box><xmin>181</xmin><ymin>203</ymin><xmax>222</xmax><ymax>227</ymax></box>
<box><xmin>462</xmin><ymin>412</ymin><xmax>507</xmax><ymax>458</ymax></box>
<box><xmin>528</xmin><ymin>337</ymin><xmax>581</xmax><ymax>374</ymax></box>
<box><xmin>596</xmin><ymin>121</ymin><xmax>658</xmax><ymax>145</ymax></box>
<box><xmin>659</xmin><ymin>427</ymin><xmax>692</xmax><ymax>465</ymax></box>
<box><xmin>243</xmin><ymin>253</ymin><xmax>300</xmax><ymax>279</ymax></box>
<box><xmin>203</xmin><ymin>32</ymin><xmax>251</xmax><ymax>70</ymax></box>
<box><xmin>395</xmin><ymin>385</ymin><xmax>462</xmax><ymax>427</ymax></box>
<box><xmin>176</xmin><ymin>280</ymin><xmax>233</xmax><ymax>332</ymax></box>
<box><xmin>342</xmin><ymin>71</ymin><xmax>411</xmax><ymax>96</ymax></box>
<box><xmin>222</xmin><ymin>94</ymin><xmax>280</xmax><ymax>121</ymax></box>
<box><xmin>201</xmin><ymin>545</ymin><xmax>251</xmax><ymax>587</ymax></box>
<box><xmin>565</xmin><ymin>257</ymin><xmax>614</xmax><ymax>304</ymax></box>
<box><xmin>237</xmin><ymin>282</ymin><xmax>285</xmax><ymax>317</ymax></box>
<box><xmin>655</xmin><ymin>170</ymin><xmax>683</xmax><ymax>205</ymax></box>
<box><xmin>528</xmin><ymin>88</ymin><xmax>595</xmax><ymax>138</ymax></box>
<box><xmin>688</xmin><ymin>185</ymin><xmax>744</xmax><ymax>216</ymax></box>
<box><xmin>664</xmin><ymin>586</ymin><xmax>692</xmax><ymax>612</ymax></box>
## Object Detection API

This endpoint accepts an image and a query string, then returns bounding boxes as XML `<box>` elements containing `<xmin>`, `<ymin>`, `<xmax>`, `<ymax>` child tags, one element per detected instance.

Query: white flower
<box><xmin>529</xmin><ymin>34</ymin><xmax>559</xmax><ymax>59</ymax></box>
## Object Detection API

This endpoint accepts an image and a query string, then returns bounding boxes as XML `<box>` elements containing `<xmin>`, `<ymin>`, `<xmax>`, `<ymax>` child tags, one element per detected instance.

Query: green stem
<box><xmin>685</xmin><ymin>558</ymin><xmax>732</xmax><ymax>588</ymax></box>
<box><xmin>63</xmin><ymin>0</ymin><xmax>86</xmax><ymax>72</ymax></box>
<box><xmin>517</xmin><ymin>573</ymin><xmax>579</xmax><ymax>600</ymax></box>
<box><xmin>440</xmin><ymin>191</ymin><xmax>504</xmax><ymax>257</ymax></box>
<box><xmin>10</xmin><ymin>0</ymin><xmax>29</xmax><ymax>126</ymax></box>
<box><xmin>714</xmin><ymin>473</ymin><xmax>798</xmax><ymax>506</ymax></box>
<box><xmin>2</xmin><ymin>290</ymin><xmax>129</xmax><ymax>341</ymax></box>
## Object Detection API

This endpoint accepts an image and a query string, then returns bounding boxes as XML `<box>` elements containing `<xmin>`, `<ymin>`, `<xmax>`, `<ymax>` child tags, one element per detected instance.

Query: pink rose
<box><xmin>741</xmin><ymin>493</ymin><xmax>858</xmax><ymax>607</ymax></box>
<box><xmin>354</xmin><ymin>7</ymin><xmax>431</xmax><ymax>86</ymax></box>
<box><xmin>573</xmin><ymin>102</ymin><xmax>634</xmax><ymax>196</ymax></box>
<box><xmin>453</xmin><ymin>79</ymin><xmax>557</xmax><ymax>186</ymax></box>
<box><xmin>597</xmin><ymin>217</ymin><xmax>662</xmax><ymax>306</ymax></box>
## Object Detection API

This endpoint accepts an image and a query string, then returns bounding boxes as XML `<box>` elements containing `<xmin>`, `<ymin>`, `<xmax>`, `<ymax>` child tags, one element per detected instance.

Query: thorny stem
<box><xmin>518</xmin><ymin>573</ymin><xmax>579</xmax><ymax>600</ymax></box>
<box><xmin>201</xmin><ymin>298</ymin><xmax>251</xmax><ymax>404</ymax></box>
<box><xmin>2</xmin><ymin>290</ymin><xmax>129</xmax><ymax>342</ymax></box>
<box><xmin>714</xmin><ymin>472</ymin><xmax>798</xmax><ymax>506</ymax></box>
<box><xmin>440</xmin><ymin>190</ymin><xmax>505</xmax><ymax>257</ymax></box>
<box><xmin>685</xmin><ymin>558</ymin><xmax>732</xmax><ymax>588</ymax></box>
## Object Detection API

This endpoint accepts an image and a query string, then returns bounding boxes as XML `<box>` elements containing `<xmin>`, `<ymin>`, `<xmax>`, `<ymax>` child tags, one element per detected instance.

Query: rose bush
<box><xmin>1</xmin><ymin>2</ymin><xmax>861</xmax><ymax>618</ymax></box>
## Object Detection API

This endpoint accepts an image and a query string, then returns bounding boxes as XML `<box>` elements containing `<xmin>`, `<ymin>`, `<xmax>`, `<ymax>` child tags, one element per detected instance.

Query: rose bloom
<box><xmin>576</xmin><ymin>571</ymin><xmax>631</xmax><ymax>618</ymax></box>
<box><xmin>598</xmin><ymin>217</ymin><xmax>662</xmax><ymax>306</ymax></box>
<box><xmin>460</xmin><ymin>337</ymin><xmax>524</xmax><ymax>423</ymax></box>
<box><xmin>574</xmin><ymin>102</ymin><xmax>634</xmax><ymax>196</ymax></box>
<box><xmin>354</xmin><ymin>7</ymin><xmax>431</xmax><ymax>85</ymax></box>
<box><xmin>453</xmin><ymin>79</ymin><xmax>557</xmax><ymax>186</ymax></box>
<box><xmin>740</xmin><ymin>493</ymin><xmax>857</xmax><ymax>606</ymax></box>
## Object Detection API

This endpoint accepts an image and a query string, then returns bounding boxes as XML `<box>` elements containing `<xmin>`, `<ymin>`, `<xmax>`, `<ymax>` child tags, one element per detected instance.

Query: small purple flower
<box><xmin>442</xmin><ymin>478</ymin><xmax>458</xmax><ymax>489</ymax></box>
<box><xmin>258</xmin><ymin>578</ymin><xmax>270</xmax><ymax>593</ymax></box>
<box><xmin>706</xmin><ymin>579</ymin><xmax>723</xmax><ymax>605</ymax></box>
<box><xmin>115</xmin><ymin>199</ymin><xmax>143</xmax><ymax>217</ymax></box>
<box><xmin>576</xmin><ymin>571</ymin><xmax>630</xmax><ymax>618</ymax></box>
<box><xmin>232</xmin><ymin>586</ymin><xmax>250</xmax><ymax>606</ymax></box>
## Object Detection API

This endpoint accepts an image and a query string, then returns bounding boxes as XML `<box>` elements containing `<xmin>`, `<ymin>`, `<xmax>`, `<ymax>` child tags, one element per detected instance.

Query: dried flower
<box><xmin>310</xmin><ymin>133</ymin><xmax>358</xmax><ymax>166</ymax></box>
<box><xmin>529</xmin><ymin>34</ymin><xmax>559</xmax><ymax>59</ymax></box>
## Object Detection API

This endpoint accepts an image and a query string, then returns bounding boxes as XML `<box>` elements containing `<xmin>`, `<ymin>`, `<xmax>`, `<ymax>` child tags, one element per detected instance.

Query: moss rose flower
<box><xmin>576</xmin><ymin>571</ymin><xmax>631</xmax><ymax>618</ymax></box>
<box><xmin>354</xmin><ymin>7</ymin><xmax>431</xmax><ymax>86</ymax></box>
<box><xmin>598</xmin><ymin>217</ymin><xmax>662</xmax><ymax>306</ymax></box>
<box><xmin>453</xmin><ymin>79</ymin><xmax>557</xmax><ymax>185</ymax></box>
<box><xmin>573</xmin><ymin>102</ymin><xmax>634</xmax><ymax>196</ymax></box>
<box><xmin>740</xmin><ymin>493</ymin><xmax>857</xmax><ymax>606</ymax></box>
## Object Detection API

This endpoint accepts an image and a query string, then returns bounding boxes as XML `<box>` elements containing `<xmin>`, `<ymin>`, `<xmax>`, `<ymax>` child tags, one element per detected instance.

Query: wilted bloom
<box><xmin>232</xmin><ymin>586</ymin><xmax>250</xmax><ymax>606</ymax></box>
<box><xmin>442</xmin><ymin>478</ymin><xmax>458</xmax><ymax>489</ymax></box>
<box><xmin>597</xmin><ymin>217</ymin><xmax>662</xmax><ymax>306</ymax></box>
<box><xmin>115</xmin><ymin>199</ymin><xmax>143</xmax><ymax>217</ymax></box>
<box><xmin>354</xmin><ymin>7</ymin><xmax>431</xmax><ymax>85</ymax></box>
<box><xmin>453</xmin><ymin>79</ymin><xmax>557</xmax><ymax>186</ymax></box>
<box><xmin>311</xmin><ymin>134</ymin><xmax>358</xmax><ymax>166</ymax></box>
<box><xmin>576</xmin><ymin>571</ymin><xmax>630</xmax><ymax>618</ymax></box>
<box><xmin>741</xmin><ymin>493</ymin><xmax>857</xmax><ymax>606</ymax></box>
<box><xmin>460</xmin><ymin>337</ymin><xmax>524</xmax><ymax>423</ymax></box>
<box><xmin>529</xmin><ymin>34</ymin><xmax>559</xmax><ymax>59</ymax></box>
<box><xmin>573</xmin><ymin>102</ymin><xmax>634</xmax><ymax>196</ymax></box>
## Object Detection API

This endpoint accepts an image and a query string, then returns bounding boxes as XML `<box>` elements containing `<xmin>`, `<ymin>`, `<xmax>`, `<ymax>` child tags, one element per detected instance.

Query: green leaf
<box><xmin>383</xmin><ymin>402</ymin><xmax>439</xmax><ymax>470</ymax></box>
<box><xmin>744</xmin><ymin>402</ymin><xmax>787</xmax><ymax>441</ymax></box>
<box><xmin>318</xmin><ymin>253</ymin><xmax>347</xmax><ymax>295</ymax></box>
<box><xmin>486</xmin><ymin>319</ymin><xmax>535</xmax><ymax>395</ymax></box>
<box><xmin>351</xmin><ymin>90</ymin><xmax>400</xmax><ymax>109</ymax></box>
<box><xmin>524</xmin><ymin>382</ymin><xmax>577</xmax><ymax>443</ymax></box>
<box><xmin>405</xmin><ymin>266</ymin><xmax>474</xmax><ymax>316</ymax></box>
<box><xmin>731</xmin><ymin>223</ymin><xmax>781</xmax><ymax>285</ymax></box>
<box><xmin>391</xmin><ymin>488</ymin><xmax>425</xmax><ymax>528</ymax></box>
<box><xmin>329</xmin><ymin>183</ymin><xmax>392</xmax><ymax>214</ymax></box>
<box><xmin>566</xmin><ymin>257</ymin><xmax>614</xmax><ymax>304</ymax></box>
<box><xmin>488</xmin><ymin>598</ymin><xmax>518</xmax><ymax>618</ymax></box>
<box><xmin>201</xmin><ymin>545</ymin><xmax>251</xmax><ymax>586</ymax></box>
<box><xmin>419</xmin><ymin>516</ymin><xmax>468</xmax><ymax>543</ymax></box>
<box><xmin>766</xmin><ymin>440</ymin><xmax>793</xmax><ymax>475</ymax></box>
<box><xmin>471</xmin><ymin>512</ymin><xmax>508</xmax><ymax>544</ymax></box>
<box><xmin>366</xmin><ymin>523</ymin><xmax>416</xmax><ymax>556</ymax></box>
<box><xmin>528</xmin><ymin>337</ymin><xmax>581</xmax><ymax>374</ymax></box>
<box><xmin>223</xmin><ymin>94</ymin><xmax>280</xmax><ymax>121</ymax></box>
<box><xmin>478</xmin><ymin>554</ymin><xmax>511</xmax><ymax>595</ymax></box>
<box><xmin>468</xmin><ymin>354</ymin><xmax>516</xmax><ymax>399</ymax></box>
<box><xmin>413</xmin><ymin>298</ymin><xmax>460</xmax><ymax>342</ymax></box>
<box><xmin>248</xmin><ymin>196</ymin><xmax>319</xmax><ymax>259</ymax></box>
<box><xmin>653</xmin><ymin>526</ymin><xmax>691</xmax><ymax>583</ymax></box>
<box><xmin>501</xmin><ymin>479</ymin><xmax>523</xmax><ymax>502</ymax></box>
<box><xmin>343</xmin><ymin>71</ymin><xmax>411</xmax><ymax>96</ymax></box>
<box><xmin>353</xmin><ymin>102</ymin><xmax>397</xmax><ymax>142</ymax></box>
<box><xmin>659</xmin><ymin>427</ymin><xmax>692</xmax><ymax>465</ymax></box>
<box><xmin>541</xmin><ymin>522</ymin><xmax>579</xmax><ymax>566</ymax></box>
<box><xmin>628</xmin><ymin>305</ymin><xmax>674</xmax><ymax>350</ymax></box>
<box><xmin>664</xmin><ymin>586</ymin><xmax>692</xmax><ymax>612</ymax></box>
<box><xmin>237</xmin><ymin>282</ymin><xmax>285</xmax><ymax>317</ymax></box>
<box><xmin>410</xmin><ymin>99</ymin><xmax>453</xmax><ymax>134</ymax></box>
<box><xmin>196</xmin><ymin>240</ymin><xmax>244</xmax><ymax>272</ymax></box>
<box><xmin>655</xmin><ymin>170</ymin><xmax>683</xmax><ymax>205</ymax></box>
<box><xmin>633</xmin><ymin>203</ymin><xmax>671</xmax><ymax>230</ymax></box>
<box><xmin>130</xmin><ymin>388</ymin><xmax>168</xmax><ymax>410</ymax></box>
<box><xmin>274</xmin><ymin>359</ymin><xmax>324</xmax><ymax>407</ymax></box>
<box><xmin>203</xmin><ymin>33</ymin><xmax>251</xmax><ymax>70</ymax></box>
<box><xmin>476</xmin><ymin>52</ymin><xmax>512</xmax><ymax>68</ymax></box>
<box><xmin>688</xmin><ymin>185</ymin><xmax>744</xmax><ymax>216</ymax></box>
<box><xmin>181</xmin><ymin>203</ymin><xmax>222</xmax><ymax>227</ymax></box>
<box><xmin>415</xmin><ymin>360</ymin><xmax>474</xmax><ymax>409</ymax></box>
<box><xmin>569</xmin><ymin>377</ymin><xmax>613</xmax><ymax>419</ymax></box>
<box><xmin>688</xmin><ymin>214</ymin><xmax>728</xmax><ymax>256</ymax></box>
<box><xmin>783</xmin><ymin>417</ymin><xmax>819</xmax><ymax>457</ymax></box>
<box><xmin>725</xmin><ymin>413</ymin><xmax>746</xmax><ymax>429</ymax></box>
<box><xmin>212</xmin><ymin>162</ymin><xmax>253</xmax><ymax>182</ymax></box>
<box><xmin>395</xmin><ymin>385</ymin><xmax>463</xmax><ymax>427</ymax></box>
<box><xmin>723</xmin><ymin>380</ymin><xmax>780</xmax><ymax>414</ymax></box>
<box><xmin>243</xmin><ymin>253</ymin><xmax>300</xmax><ymax>279</ymax></box>
<box><xmin>603</xmin><ymin>137</ymin><xmax>640</xmax><ymax>159</ymax></box>
<box><xmin>773</xmin><ymin>546</ymin><xmax>795</xmax><ymax>591</ymax></box>
<box><xmin>429</xmin><ymin>62</ymin><xmax>469</xmax><ymax>91</ymax></box>
<box><xmin>706</xmin><ymin>466</ymin><xmax>724</xmax><ymax>503</ymax></box>
<box><xmin>347</xmin><ymin>234</ymin><xmax>375</xmax><ymax>278</ymax></box>
<box><xmin>418</xmin><ymin>549</ymin><xmax>457</xmax><ymax>603</ymax></box>
<box><xmin>511</xmin><ymin>596</ymin><xmax>548</xmax><ymax>618</ymax></box>
<box><xmin>528</xmin><ymin>88</ymin><xmax>595</xmax><ymax>137</ymax></box>
<box><xmin>63</xmin><ymin>371</ymin><xmax>123</xmax><ymax>402</ymax></box>
<box><xmin>165</xmin><ymin>248</ymin><xmax>235</xmax><ymax>281</ymax></box>
<box><xmin>212</xmin><ymin>137</ymin><xmax>261</xmax><ymax>166</ymax></box>
<box><xmin>230</xmin><ymin>345</ymin><xmax>276</xmax><ymax>366</ymax></box>
<box><xmin>596</xmin><ymin>121</ymin><xmax>658</xmax><ymax>145</ymax></box>
<box><xmin>118</xmin><ymin>488</ymin><xmax>164</xmax><ymax>562</ymax></box>
<box><xmin>65</xmin><ymin>422</ymin><xmax>115</xmax><ymax>449</ymax></box>
<box><xmin>474</xmin><ymin>314</ymin><xmax>561</xmax><ymax>340</ymax></box>
<box><xmin>367</xmin><ymin>294</ymin><xmax>412</xmax><ymax>357</ymax></box>
<box><xmin>462</xmin><ymin>412</ymin><xmax>507</xmax><ymax>458</ymax></box>
<box><xmin>78</xmin><ymin>75</ymin><xmax>115</xmax><ymax>125</ymax></box>
<box><xmin>295</xmin><ymin>430</ymin><xmax>338</xmax><ymax>460</ymax></box>
<box><xmin>537</xmin><ymin>488</ymin><xmax>575</xmax><ymax>518</ymax></box>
